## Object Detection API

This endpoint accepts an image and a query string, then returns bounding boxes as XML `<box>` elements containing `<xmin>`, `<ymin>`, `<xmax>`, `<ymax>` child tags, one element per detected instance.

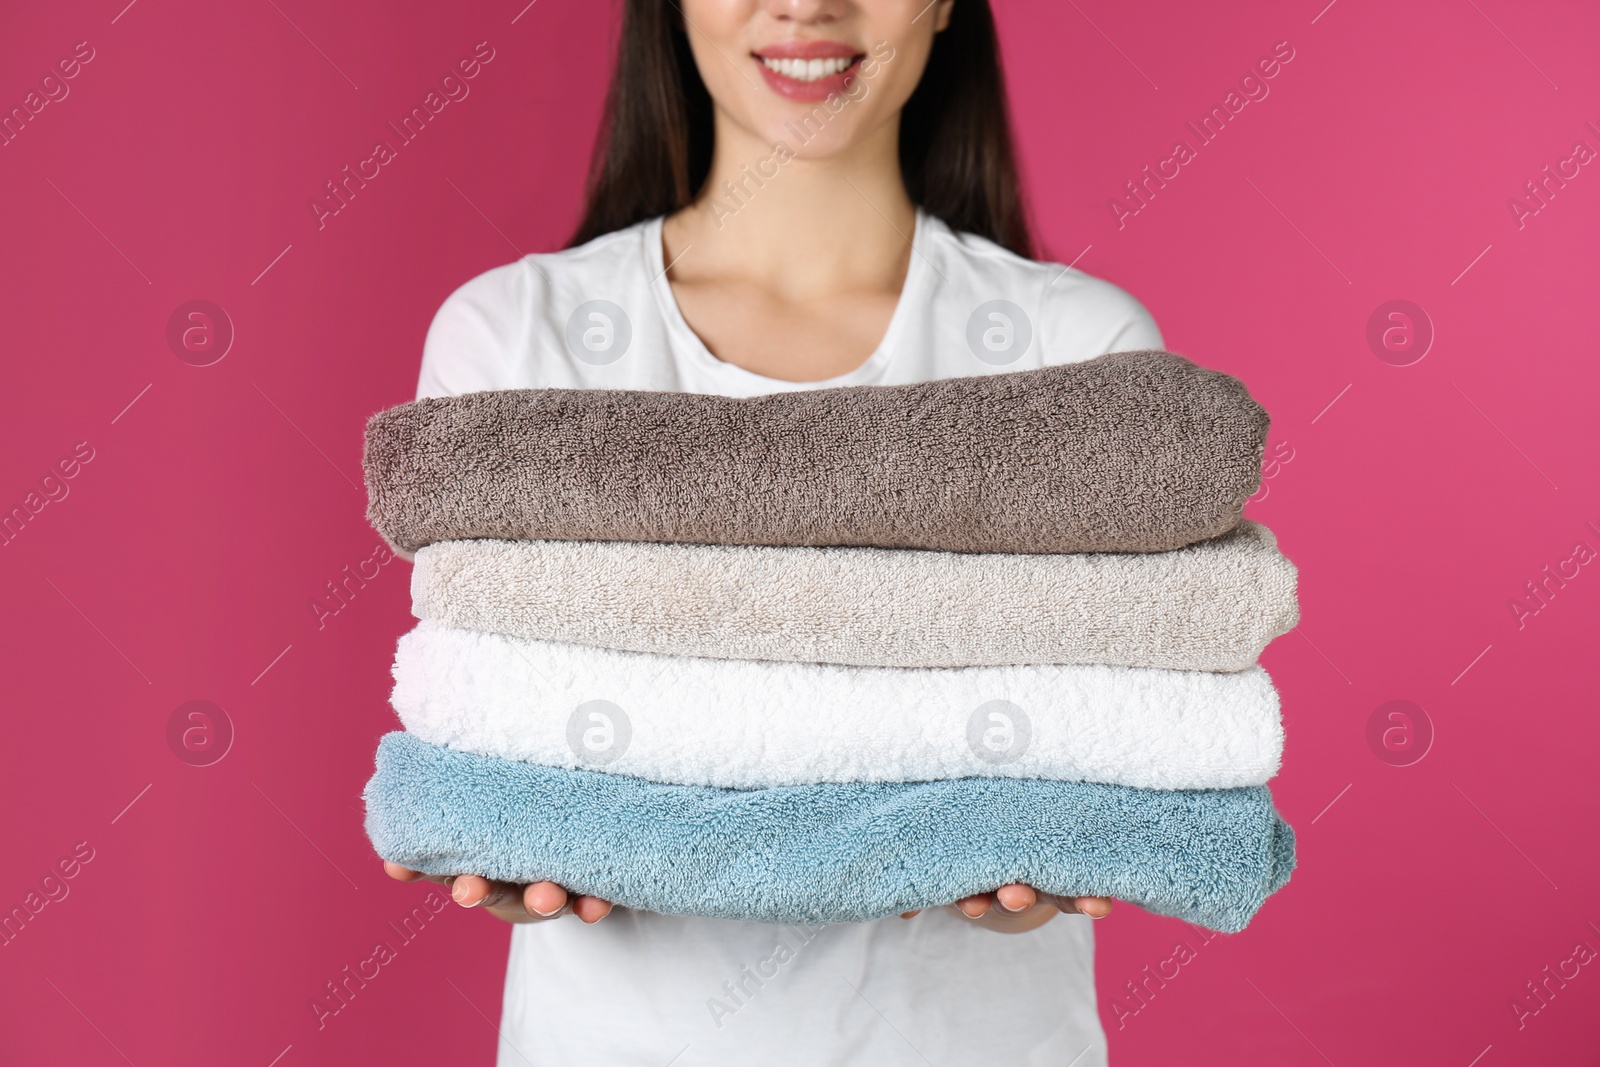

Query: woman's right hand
<box><xmin>383</xmin><ymin>862</ymin><xmax>615</xmax><ymax>924</ymax></box>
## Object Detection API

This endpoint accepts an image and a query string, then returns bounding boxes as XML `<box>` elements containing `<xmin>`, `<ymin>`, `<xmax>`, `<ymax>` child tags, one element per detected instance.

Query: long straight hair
<box><xmin>567</xmin><ymin>0</ymin><xmax>1034</xmax><ymax>257</ymax></box>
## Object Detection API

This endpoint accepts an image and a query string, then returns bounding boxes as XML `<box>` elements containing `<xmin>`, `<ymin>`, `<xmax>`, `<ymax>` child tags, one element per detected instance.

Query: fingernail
<box><xmin>451</xmin><ymin>881</ymin><xmax>471</xmax><ymax>905</ymax></box>
<box><xmin>532</xmin><ymin>904</ymin><xmax>563</xmax><ymax>918</ymax></box>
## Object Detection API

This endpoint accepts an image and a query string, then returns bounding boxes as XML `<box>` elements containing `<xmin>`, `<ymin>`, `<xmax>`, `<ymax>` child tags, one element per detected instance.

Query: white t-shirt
<box><xmin>417</xmin><ymin>209</ymin><xmax>1164</xmax><ymax>1067</ymax></box>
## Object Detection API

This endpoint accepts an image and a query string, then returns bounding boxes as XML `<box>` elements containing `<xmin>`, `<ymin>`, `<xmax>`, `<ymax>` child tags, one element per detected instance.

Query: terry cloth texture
<box><xmin>410</xmin><ymin>521</ymin><xmax>1299</xmax><ymax>672</ymax></box>
<box><xmin>389</xmin><ymin>621</ymin><xmax>1284</xmax><ymax>790</ymax></box>
<box><xmin>365</xmin><ymin>732</ymin><xmax>1296</xmax><ymax>933</ymax></box>
<box><xmin>363</xmin><ymin>350</ymin><xmax>1269</xmax><ymax>555</ymax></box>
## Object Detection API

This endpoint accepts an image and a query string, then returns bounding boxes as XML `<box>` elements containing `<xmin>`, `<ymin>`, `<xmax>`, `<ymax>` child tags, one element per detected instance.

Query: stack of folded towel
<box><xmin>361</xmin><ymin>350</ymin><xmax>1299</xmax><ymax>934</ymax></box>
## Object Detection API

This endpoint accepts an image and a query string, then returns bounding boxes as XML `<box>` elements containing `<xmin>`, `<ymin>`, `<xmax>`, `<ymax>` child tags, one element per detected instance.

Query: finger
<box><xmin>450</xmin><ymin>874</ymin><xmax>495</xmax><ymax>907</ymax></box>
<box><xmin>994</xmin><ymin>884</ymin><xmax>1037</xmax><ymax>913</ymax></box>
<box><xmin>955</xmin><ymin>893</ymin><xmax>992</xmax><ymax>918</ymax></box>
<box><xmin>446</xmin><ymin>875</ymin><xmax>535</xmax><ymax>913</ymax></box>
<box><xmin>384</xmin><ymin>862</ymin><xmax>459</xmax><ymax>891</ymax></box>
<box><xmin>1072</xmin><ymin>896</ymin><xmax>1114</xmax><ymax>919</ymax></box>
<box><xmin>523</xmin><ymin>881</ymin><xmax>570</xmax><ymax>919</ymax></box>
<box><xmin>899</xmin><ymin>910</ymin><xmax>922</xmax><ymax>919</ymax></box>
<box><xmin>479</xmin><ymin>881</ymin><xmax>538</xmax><ymax>912</ymax></box>
<box><xmin>571</xmin><ymin>896</ymin><xmax>614</xmax><ymax>924</ymax></box>
<box><xmin>383</xmin><ymin>861</ymin><xmax>426</xmax><ymax>883</ymax></box>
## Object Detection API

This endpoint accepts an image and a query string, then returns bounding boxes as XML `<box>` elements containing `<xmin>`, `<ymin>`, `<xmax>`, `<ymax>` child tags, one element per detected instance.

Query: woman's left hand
<box><xmin>898</xmin><ymin>884</ymin><xmax>1113</xmax><ymax>932</ymax></box>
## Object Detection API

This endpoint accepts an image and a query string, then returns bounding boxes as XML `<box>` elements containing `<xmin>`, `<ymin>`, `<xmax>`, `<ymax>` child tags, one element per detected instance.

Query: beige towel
<box><xmin>410</xmin><ymin>522</ymin><xmax>1297</xmax><ymax>671</ymax></box>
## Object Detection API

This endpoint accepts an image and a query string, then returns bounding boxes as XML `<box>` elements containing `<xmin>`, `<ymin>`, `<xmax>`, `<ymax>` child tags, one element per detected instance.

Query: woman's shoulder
<box><xmin>440</xmin><ymin>222</ymin><xmax>649</xmax><ymax>324</ymax></box>
<box><xmin>920</xmin><ymin>213</ymin><xmax>1164</xmax><ymax>361</ymax></box>
<box><xmin>415</xmin><ymin>221</ymin><xmax>656</xmax><ymax>399</ymax></box>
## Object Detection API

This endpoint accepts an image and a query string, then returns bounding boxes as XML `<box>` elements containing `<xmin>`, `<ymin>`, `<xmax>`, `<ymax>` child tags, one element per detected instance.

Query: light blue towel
<box><xmin>364</xmin><ymin>732</ymin><xmax>1295</xmax><ymax>933</ymax></box>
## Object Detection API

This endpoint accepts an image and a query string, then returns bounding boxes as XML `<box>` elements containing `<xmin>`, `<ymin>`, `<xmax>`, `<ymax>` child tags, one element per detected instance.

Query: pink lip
<box><xmin>753</xmin><ymin>41</ymin><xmax>865</xmax><ymax>102</ymax></box>
<box><xmin>755</xmin><ymin>39</ymin><xmax>859</xmax><ymax>60</ymax></box>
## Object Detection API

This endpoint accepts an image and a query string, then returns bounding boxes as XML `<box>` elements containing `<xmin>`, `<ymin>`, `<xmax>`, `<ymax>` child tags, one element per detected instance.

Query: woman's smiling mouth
<box><xmin>753</xmin><ymin>41</ymin><xmax>865</xmax><ymax>101</ymax></box>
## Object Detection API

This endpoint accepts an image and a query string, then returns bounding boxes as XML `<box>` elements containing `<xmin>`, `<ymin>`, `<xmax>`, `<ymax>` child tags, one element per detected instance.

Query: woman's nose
<box><xmin>761</xmin><ymin>0</ymin><xmax>849</xmax><ymax>26</ymax></box>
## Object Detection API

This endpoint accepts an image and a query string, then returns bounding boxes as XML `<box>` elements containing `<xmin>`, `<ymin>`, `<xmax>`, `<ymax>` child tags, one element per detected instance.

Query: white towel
<box><xmin>390</xmin><ymin>621</ymin><xmax>1284</xmax><ymax>790</ymax></box>
<box><xmin>408</xmin><ymin>522</ymin><xmax>1298</xmax><ymax>671</ymax></box>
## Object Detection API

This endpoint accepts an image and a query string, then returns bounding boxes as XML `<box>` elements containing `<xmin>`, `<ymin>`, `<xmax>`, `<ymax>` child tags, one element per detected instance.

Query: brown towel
<box><xmin>364</xmin><ymin>350</ymin><xmax>1268</xmax><ymax>555</ymax></box>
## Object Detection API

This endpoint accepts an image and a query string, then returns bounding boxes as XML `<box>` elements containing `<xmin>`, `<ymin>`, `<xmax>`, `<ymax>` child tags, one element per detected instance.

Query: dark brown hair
<box><xmin>568</xmin><ymin>0</ymin><xmax>1033</xmax><ymax>257</ymax></box>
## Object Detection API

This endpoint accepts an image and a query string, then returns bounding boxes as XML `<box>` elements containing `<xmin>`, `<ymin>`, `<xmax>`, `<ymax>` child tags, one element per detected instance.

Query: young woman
<box><xmin>385</xmin><ymin>0</ymin><xmax>1163</xmax><ymax>1061</ymax></box>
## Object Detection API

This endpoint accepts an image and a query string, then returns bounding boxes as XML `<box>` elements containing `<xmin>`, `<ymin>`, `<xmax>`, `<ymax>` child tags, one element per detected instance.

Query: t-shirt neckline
<box><xmin>644</xmin><ymin>208</ymin><xmax>929</xmax><ymax>391</ymax></box>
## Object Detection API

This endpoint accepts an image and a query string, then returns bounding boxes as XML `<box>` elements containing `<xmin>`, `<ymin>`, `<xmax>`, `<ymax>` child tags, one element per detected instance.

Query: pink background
<box><xmin>2</xmin><ymin>0</ymin><xmax>1596</xmax><ymax>1063</ymax></box>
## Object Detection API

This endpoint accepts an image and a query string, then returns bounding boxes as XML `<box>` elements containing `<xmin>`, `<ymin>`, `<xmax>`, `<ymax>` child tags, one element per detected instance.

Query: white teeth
<box><xmin>760</xmin><ymin>54</ymin><xmax>854</xmax><ymax>82</ymax></box>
